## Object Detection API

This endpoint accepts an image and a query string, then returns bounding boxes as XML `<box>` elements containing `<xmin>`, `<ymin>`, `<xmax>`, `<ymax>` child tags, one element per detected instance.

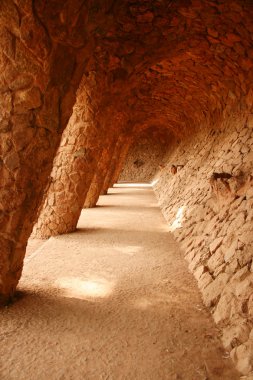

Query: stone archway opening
<box><xmin>119</xmin><ymin>127</ymin><xmax>173</xmax><ymax>184</ymax></box>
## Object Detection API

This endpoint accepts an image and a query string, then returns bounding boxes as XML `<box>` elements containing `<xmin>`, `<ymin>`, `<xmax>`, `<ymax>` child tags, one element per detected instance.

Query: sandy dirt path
<box><xmin>0</xmin><ymin>184</ymin><xmax>239</xmax><ymax>380</ymax></box>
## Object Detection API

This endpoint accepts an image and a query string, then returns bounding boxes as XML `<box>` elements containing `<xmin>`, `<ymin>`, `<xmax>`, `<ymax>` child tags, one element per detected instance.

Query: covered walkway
<box><xmin>0</xmin><ymin>185</ymin><xmax>239</xmax><ymax>379</ymax></box>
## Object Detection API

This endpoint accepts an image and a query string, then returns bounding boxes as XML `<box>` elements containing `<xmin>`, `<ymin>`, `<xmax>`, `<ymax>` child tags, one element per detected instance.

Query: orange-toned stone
<box><xmin>136</xmin><ymin>12</ymin><xmax>154</xmax><ymax>23</ymax></box>
<box><xmin>222</xmin><ymin>33</ymin><xmax>241</xmax><ymax>47</ymax></box>
<box><xmin>240</xmin><ymin>58</ymin><xmax>253</xmax><ymax>71</ymax></box>
<box><xmin>207</xmin><ymin>28</ymin><xmax>218</xmax><ymax>38</ymax></box>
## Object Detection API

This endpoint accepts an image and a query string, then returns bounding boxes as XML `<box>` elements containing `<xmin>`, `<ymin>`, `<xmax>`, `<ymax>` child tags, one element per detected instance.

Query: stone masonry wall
<box><xmin>154</xmin><ymin>112</ymin><xmax>253</xmax><ymax>375</ymax></box>
<box><xmin>120</xmin><ymin>129</ymin><xmax>171</xmax><ymax>183</ymax></box>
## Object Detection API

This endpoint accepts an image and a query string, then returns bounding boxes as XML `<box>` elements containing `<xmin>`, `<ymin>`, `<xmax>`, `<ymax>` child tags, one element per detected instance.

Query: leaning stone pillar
<box><xmin>83</xmin><ymin>135</ymin><xmax>118</xmax><ymax>208</ymax></box>
<box><xmin>100</xmin><ymin>136</ymin><xmax>124</xmax><ymax>195</ymax></box>
<box><xmin>109</xmin><ymin>137</ymin><xmax>132</xmax><ymax>187</ymax></box>
<box><xmin>33</xmin><ymin>78</ymin><xmax>106</xmax><ymax>238</ymax></box>
<box><xmin>101</xmin><ymin>135</ymin><xmax>131</xmax><ymax>194</ymax></box>
<box><xmin>0</xmin><ymin>1</ymin><xmax>89</xmax><ymax>304</ymax></box>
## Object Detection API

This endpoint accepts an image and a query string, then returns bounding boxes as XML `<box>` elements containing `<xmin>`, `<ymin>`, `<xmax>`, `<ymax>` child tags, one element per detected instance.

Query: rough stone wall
<box><xmin>120</xmin><ymin>129</ymin><xmax>171</xmax><ymax>182</ymax></box>
<box><xmin>154</xmin><ymin>113</ymin><xmax>253</xmax><ymax>375</ymax></box>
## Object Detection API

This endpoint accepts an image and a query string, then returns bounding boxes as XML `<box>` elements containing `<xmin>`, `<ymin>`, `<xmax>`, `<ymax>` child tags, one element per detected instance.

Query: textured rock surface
<box><xmin>101</xmin><ymin>133</ymin><xmax>131</xmax><ymax>195</ymax></box>
<box><xmin>154</xmin><ymin>113</ymin><xmax>253</xmax><ymax>374</ymax></box>
<box><xmin>84</xmin><ymin>140</ymin><xmax>118</xmax><ymax>209</ymax></box>
<box><xmin>84</xmin><ymin>134</ymin><xmax>132</xmax><ymax>208</ymax></box>
<box><xmin>32</xmin><ymin>75</ymin><xmax>114</xmax><ymax>237</ymax></box>
<box><xmin>0</xmin><ymin>0</ymin><xmax>91</xmax><ymax>303</ymax></box>
<box><xmin>109</xmin><ymin>137</ymin><xmax>132</xmax><ymax>188</ymax></box>
<box><xmin>0</xmin><ymin>1</ymin><xmax>253</xmax><ymax>375</ymax></box>
<box><xmin>120</xmin><ymin>128</ymin><xmax>172</xmax><ymax>183</ymax></box>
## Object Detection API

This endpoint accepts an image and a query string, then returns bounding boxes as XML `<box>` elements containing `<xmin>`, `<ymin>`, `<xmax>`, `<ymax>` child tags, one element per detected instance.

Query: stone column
<box><xmin>32</xmin><ymin>75</ymin><xmax>108</xmax><ymax>238</ymax></box>
<box><xmin>109</xmin><ymin>137</ymin><xmax>132</xmax><ymax>187</ymax></box>
<box><xmin>101</xmin><ymin>134</ymin><xmax>130</xmax><ymax>195</ymax></box>
<box><xmin>0</xmin><ymin>1</ymin><xmax>89</xmax><ymax>304</ymax></box>
<box><xmin>83</xmin><ymin>135</ymin><xmax>118</xmax><ymax>208</ymax></box>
